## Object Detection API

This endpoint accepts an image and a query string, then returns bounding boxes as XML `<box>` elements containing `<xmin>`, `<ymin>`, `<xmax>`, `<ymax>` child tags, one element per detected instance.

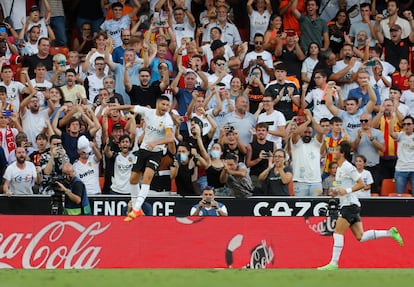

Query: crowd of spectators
<box><xmin>0</xmin><ymin>0</ymin><xmax>413</xmax><ymax>201</ymax></box>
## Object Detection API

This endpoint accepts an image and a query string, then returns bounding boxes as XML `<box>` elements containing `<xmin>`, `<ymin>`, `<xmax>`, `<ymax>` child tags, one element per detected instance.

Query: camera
<box><xmin>204</xmin><ymin>199</ymin><xmax>211</xmax><ymax>205</ymax></box>
<box><xmin>48</xmin><ymin>173</ymin><xmax>67</xmax><ymax>215</ymax></box>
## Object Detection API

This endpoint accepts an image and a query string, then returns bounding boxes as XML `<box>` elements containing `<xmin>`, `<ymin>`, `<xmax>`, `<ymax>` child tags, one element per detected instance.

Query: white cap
<box><xmin>77</xmin><ymin>135</ymin><xmax>91</xmax><ymax>154</ymax></box>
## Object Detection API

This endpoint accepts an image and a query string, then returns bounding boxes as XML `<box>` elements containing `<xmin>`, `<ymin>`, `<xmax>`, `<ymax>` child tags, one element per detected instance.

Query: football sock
<box><xmin>133</xmin><ymin>184</ymin><xmax>149</xmax><ymax>211</ymax></box>
<box><xmin>130</xmin><ymin>183</ymin><xmax>140</xmax><ymax>207</ymax></box>
<box><xmin>330</xmin><ymin>233</ymin><xmax>344</xmax><ymax>266</ymax></box>
<box><xmin>360</xmin><ymin>230</ymin><xmax>389</xmax><ymax>242</ymax></box>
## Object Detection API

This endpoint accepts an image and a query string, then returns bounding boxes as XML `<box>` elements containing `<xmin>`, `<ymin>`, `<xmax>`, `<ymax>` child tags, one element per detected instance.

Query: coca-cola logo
<box><xmin>0</xmin><ymin>221</ymin><xmax>110</xmax><ymax>269</ymax></box>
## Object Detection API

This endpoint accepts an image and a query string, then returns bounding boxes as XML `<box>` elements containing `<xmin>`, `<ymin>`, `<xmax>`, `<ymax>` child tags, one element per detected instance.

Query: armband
<box><xmin>346</xmin><ymin>188</ymin><xmax>352</xmax><ymax>194</ymax></box>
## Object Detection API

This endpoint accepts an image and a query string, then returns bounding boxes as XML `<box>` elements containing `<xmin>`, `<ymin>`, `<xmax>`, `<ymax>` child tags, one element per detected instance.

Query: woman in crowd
<box><xmin>263</xmin><ymin>14</ymin><xmax>284</xmax><ymax>52</ymax></box>
<box><xmin>247</xmin><ymin>0</ymin><xmax>272</xmax><ymax>50</ymax></box>
<box><xmin>259</xmin><ymin>148</ymin><xmax>293</xmax><ymax>196</ymax></box>
<box><xmin>301</xmin><ymin>42</ymin><xmax>320</xmax><ymax>85</ymax></box>
<box><xmin>392</xmin><ymin>58</ymin><xmax>412</xmax><ymax>91</ymax></box>
<box><xmin>244</xmin><ymin>66</ymin><xmax>265</xmax><ymax>113</ymax></box>
<box><xmin>327</xmin><ymin>9</ymin><xmax>350</xmax><ymax>57</ymax></box>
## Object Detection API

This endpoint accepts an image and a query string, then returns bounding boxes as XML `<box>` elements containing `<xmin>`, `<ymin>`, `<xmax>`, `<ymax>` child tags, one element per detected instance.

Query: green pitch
<box><xmin>1</xmin><ymin>269</ymin><xmax>414</xmax><ymax>287</ymax></box>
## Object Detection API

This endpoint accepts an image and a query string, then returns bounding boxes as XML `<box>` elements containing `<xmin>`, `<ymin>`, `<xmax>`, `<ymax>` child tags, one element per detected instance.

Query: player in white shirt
<box><xmin>112</xmin><ymin>95</ymin><xmax>174</xmax><ymax>221</ymax></box>
<box><xmin>318</xmin><ymin>141</ymin><xmax>404</xmax><ymax>270</ymax></box>
<box><xmin>73</xmin><ymin>136</ymin><xmax>102</xmax><ymax>195</ymax></box>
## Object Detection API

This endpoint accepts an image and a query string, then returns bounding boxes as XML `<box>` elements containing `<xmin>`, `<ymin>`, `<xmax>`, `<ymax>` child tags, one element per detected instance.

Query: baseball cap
<box><xmin>390</xmin><ymin>24</ymin><xmax>402</xmax><ymax>32</ymax></box>
<box><xmin>210</xmin><ymin>39</ymin><xmax>227</xmax><ymax>51</ymax></box>
<box><xmin>30</xmin><ymin>5</ymin><xmax>40</xmax><ymax>12</ymax></box>
<box><xmin>77</xmin><ymin>135</ymin><xmax>92</xmax><ymax>154</ymax></box>
<box><xmin>112</xmin><ymin>123</ymin><xmax>124</xmax><ymax>131</ymax></box>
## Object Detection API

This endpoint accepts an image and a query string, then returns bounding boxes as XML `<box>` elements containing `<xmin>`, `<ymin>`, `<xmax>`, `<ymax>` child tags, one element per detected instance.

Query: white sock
<box><xmin>330</xmin><ymin>233</ymin><xmax>344</xmax><ymax>266</ymax></box>
<box><xmin>130</xmin><ymin>183</ymin><xmax>140</xmax><ymax>207</ymax></box>
<box><xmin>133</xmin><ymin>184</ymin><xmax>149</xmax><ymax>211</ymax></box>
<box><xmin>360</xmin><ymin>230</ymin><xmax>389</xmax><ymax>242</ymax></box>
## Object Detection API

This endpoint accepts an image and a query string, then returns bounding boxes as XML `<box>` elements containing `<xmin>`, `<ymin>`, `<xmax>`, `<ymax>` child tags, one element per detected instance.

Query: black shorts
<box><xmin>132</xmin><ymin>149</ymin><xmax>163</xmax><ymax>173</ymax></box>
<box><xmin>339</xmin><ymin>204</ymin><xmax>361</xmax><ymax>226</ymax></box>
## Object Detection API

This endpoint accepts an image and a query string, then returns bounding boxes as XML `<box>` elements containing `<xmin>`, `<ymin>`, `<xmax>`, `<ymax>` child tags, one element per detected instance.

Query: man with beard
<box><xmin>20</xmin><ymin>91</ymin><xmax>52</xmax><ymax>149</ymax></box>
<box><xmin>291</xmin><ymin>109</ymin><xmax>324</xmax><ymax>196</ymax></box>
<box><xmin>246</xmin><ymin>123</ymin><xmax>275</xmax><ymax>194</ymax></box>
<box><xmin>125</xmin><ymin>65</ymin><xmax>169</xmax><ymax>108</ymax></box>
<box><xmin>3</xmin><ymin>146</ymin><xmax>40</xmax><ymax>195</ymax></box>
<box><xmin>60</xmin><ymin>69</ymin><xmax>88</xmax><ymax>105</ymax></box>
<box><xmin>112</xmin><ymin>29</ymin><xmax>131</xmax><ymax>64</ymax></box>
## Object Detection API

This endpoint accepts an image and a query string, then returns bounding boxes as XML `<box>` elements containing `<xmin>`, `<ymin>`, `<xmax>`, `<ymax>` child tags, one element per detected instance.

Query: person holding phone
<box><xmin>243</xmin><ymin>33</ymin><xmax>273</xmax><ymax>85</ymax></box>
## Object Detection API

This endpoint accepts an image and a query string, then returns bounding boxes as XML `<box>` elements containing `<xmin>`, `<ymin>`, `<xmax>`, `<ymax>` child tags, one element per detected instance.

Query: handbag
<box><xmin>3</xmin><ymin>0</ymin><xmax>15</xmax><ymax>26</ymax></box>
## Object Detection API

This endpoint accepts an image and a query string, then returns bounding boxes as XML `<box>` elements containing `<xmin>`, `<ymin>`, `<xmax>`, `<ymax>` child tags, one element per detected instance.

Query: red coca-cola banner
<box><xmin>0</xmin><ymin>216</ymin><xmax>412</xmax><ymax>269</ymax></box>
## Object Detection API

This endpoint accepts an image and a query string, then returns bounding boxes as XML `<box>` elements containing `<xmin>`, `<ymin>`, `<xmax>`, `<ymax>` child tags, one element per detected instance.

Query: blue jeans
<box><xmin>394</xmin><ymin>171</ymin><xmax>414</xmax><ymax>194</ymax></box>
<box><xmin>50</xmin><ymin>16</ymin><xmax>67</xmax><ymax>46</ymax></box>
<box><xmin>293</xmin><ymin>182</ymin><xmax>323</xmax><ymax>196</ymax></box>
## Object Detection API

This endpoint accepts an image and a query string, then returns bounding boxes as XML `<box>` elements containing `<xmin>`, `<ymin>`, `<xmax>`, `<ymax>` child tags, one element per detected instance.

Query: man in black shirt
<box><xmin>22</xmin><ymin>37</ymin><xmax>54</xmax><ymax>79</ymax></box>
<box><xmin>124</xmin><ymin>65</ymin><xmax>169</xmax><ymax>108</ymax></box>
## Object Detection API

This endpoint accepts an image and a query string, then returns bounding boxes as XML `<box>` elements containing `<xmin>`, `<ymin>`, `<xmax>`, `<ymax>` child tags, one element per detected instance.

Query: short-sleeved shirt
<box><xmin>127</xmin><ymin>81</ymin><xmax>162</xmax><ymax>108</ymax></box>
<box><xmin>202</xmin><ymin>22</ymin><xmax>242</xmax><ymax>47</ymax></box>
<box><xmin>3</xmin><ymin>161</ymin><xmax>37</xmax><ymax>195</ymax></box>
<box><xmin>297</xmin><ymin>14</ymin><xmax>328</xmax><ymax>52</ymax></box>
<box><xmin>100</xmin><ymin>15</ymin><xmax>132</xmax><ymax>48</ymax></box>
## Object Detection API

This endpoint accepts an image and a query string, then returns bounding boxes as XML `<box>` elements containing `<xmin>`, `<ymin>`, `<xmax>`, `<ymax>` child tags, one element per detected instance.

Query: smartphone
<box><xmin>59</xmin><ymin>59</ymin><xmax>66</xmax><ymax>67</ymax></box>
<box><xmin>0</xmin><ymin>26</ymin><xmax>6</xmax><ymax>34</ymax></box>
<box><xmin>251</xmin><ymin>72</ymin><xmax>258</xmax><ymax>77</ymax></box>
<box><xmin>366</xmin><ymin>60</ymin><xmax>376</xmax><ymax>66</ymax></box>
<box><xmin>256</xmin><ymin>55</ymin><xmax>262</xmax><ymax>60</ymax></box>
<box><xmin>217</xmin><ymin>86</ymin><xmax>226</xmax><ymax>92</ymax></box>
<box><xmin>285</xmin><ymin>30</ymin><xmax>296</xmax><ymax>37</ymax></box>
<box><xmin>182</xmin><ymin>116</ymin><xmax>188</xmax><ymax>122</ymax></box>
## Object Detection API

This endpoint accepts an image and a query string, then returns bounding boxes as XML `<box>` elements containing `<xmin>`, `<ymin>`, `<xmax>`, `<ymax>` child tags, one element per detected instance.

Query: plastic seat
<box><xmin>381</xmin><ymin>179</ymin><xmax>396</xmax><ymax>196</ymax></box>
<box><xmin>99</xmin><ymin>177</ymin><xmax>105</xmax><ymax>190</ymax></box>
<box><xmin>49</xmin><ymin>46</ymin><xmax>69</xmax><ymax>59</ymax></box>
<box><xmin>388</xmin><ymin>193</ymin><xmax>412</xmax><ymax>197</ymax></box>
<box><xmin>289</xmin><ymin>181</ymin><xmax>294</xmax><ymax>196</ymax></box>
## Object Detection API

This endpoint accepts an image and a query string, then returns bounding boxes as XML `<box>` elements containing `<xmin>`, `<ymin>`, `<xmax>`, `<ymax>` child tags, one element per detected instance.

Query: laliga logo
<box><xmin>0</xmin><ymin>221</ymin><xmax>110</xmax><ymax>269</ymax></box>
<box><xmin>225</xmin><ymin>234</ymin><xmax>274</xmax><ymax>269</ymax></box>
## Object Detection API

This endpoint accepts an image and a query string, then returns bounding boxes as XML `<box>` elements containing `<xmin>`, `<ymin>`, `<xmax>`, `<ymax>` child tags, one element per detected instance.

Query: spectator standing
<box><xmin>290</xmin><ymin>109</ymin><xmax>324</xmax><ymax>196</ymax></box>
<box><xmin>3</xmin><ymin>146</ymin><xmax>40</xmax><ymax>196</ymax></box>
<box><xmin>401</xmin><ymin>75</ymin><xmax>414</xmax><ymax>117</ymax></box>
<box><xmin>100</xmin><ymin>1</ymin><xmax>141</xmax><ymax>49</ymax></box>
<box><xmin>256</xmin><ymin>94</ymin><xmax>286</xmax><ymax>149</ymax></box>
<box><xmin>291</xmin><ymin>0</ymin><xmax>330</xmax><ymax>53</ymax></box>
<box><xmin>246</xmin><ymin>0</ymin><xmax>272</xmax><ymax>48</ymax></box>
<box><xmin>354</xmin><ymin>154</ymin><xmax>374</xmax><ymax>198</ymax></box>
<box><xmin>73</xmin><ymin>136</ymin><xmax>102</xmax><ymax>195</ymax></box>
<box><xmin>246</xmin><ymin>123</ymin><xmax>275</xmax><ymax>194</ymax></box>
<box><xmin>390</xmin><ymin>115</ymin><xmax>414</xmax><ymax>195</ymax></box>
<box><xmin>220</xmin><ymin>153</ymin><xmax>253</xmax><ymax>198</ymax></box>
<box><xmin>259</xmin><ymin>148</ymin><xmax>293</xmax><ymax>196</ymax></box>
<box><xmin>351</xmin><ymin>113</ymin><xmax>385</xmax><ymax>194</ymax></box>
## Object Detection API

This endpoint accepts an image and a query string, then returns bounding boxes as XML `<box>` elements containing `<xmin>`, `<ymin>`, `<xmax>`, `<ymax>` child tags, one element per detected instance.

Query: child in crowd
<box><xmin>354</xmin><ymin>154</ymin><xmax>374</xmax><ymax>198</ymax></box>
<box><xmin>322</xmin><ymin>161</ymin><xmax>338</xmax><ymax>196</ymax></box>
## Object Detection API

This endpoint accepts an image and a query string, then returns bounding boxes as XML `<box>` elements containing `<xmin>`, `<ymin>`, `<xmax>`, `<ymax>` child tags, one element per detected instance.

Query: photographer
<box><xmin>39</xmin><ymin>134</ymin><xmax>69</xmax><ymax>194</ymax></box>
<box><xmin>55</xmin><ymin>162</ymin><xmax>91</xmax><ymax>215</ymax></box>
<box><xmin>190</xmin><ymin>186</ymin><xmax>228</xmax><ymax>216</ymax></box>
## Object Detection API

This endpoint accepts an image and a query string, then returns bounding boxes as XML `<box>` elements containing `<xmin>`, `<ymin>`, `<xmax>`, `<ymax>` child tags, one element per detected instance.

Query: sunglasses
<box><xmin>254</xmin><ymin>41</ymin><xmax>263</xmax><ymax>44</ymax></box>
<box><xmin>402</xmin><ymin>123</ymin><xmax>412</xmax><ymax>126</ymax></box>
<box><xmin>360</xmin><ymin>119</ymin><xmax>369</xmax><ymax>123</ymax></box>
<box><xmin>216</xmin><ymin>63</ymin><xmax>226</xmax><ymax>67</ymax></box>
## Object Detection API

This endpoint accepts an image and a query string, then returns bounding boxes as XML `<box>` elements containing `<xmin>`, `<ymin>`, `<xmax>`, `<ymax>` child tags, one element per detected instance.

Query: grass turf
<box><xmin>1</xmin><ymin>269</ymin><xmax>414</xmax><ymax>287</ymax></box>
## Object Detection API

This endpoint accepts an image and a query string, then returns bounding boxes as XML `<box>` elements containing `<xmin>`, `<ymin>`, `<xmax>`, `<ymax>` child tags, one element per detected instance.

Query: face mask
<box><xmin>179</xmin><ymin>153</ymin><xmax>188</xmax><ymax>162</ymax></box>
<box><xmin>211</xmin><ymin>150</ymin><xmax>221</xmax><ymax>159</ymax></box>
